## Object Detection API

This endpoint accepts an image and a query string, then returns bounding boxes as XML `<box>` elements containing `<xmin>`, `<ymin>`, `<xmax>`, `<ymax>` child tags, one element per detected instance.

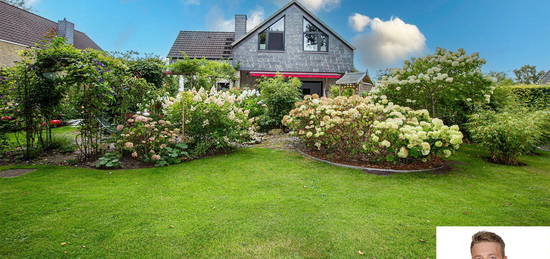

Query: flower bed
<box><xmin>283</xmin><ymin>95</ymin><xmax>463</xmax><ymax>169</ymax></box>
<box><xmin>164</xmin><ymin>87</ymin><xmax>256</xmax><ymax>157</ymax></box>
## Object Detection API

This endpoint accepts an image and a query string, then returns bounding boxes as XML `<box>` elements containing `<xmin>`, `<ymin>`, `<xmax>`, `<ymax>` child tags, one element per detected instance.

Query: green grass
<box><xmin>0</xmin><ymin>146</ymin><xmax>549</xmax><ymax>258</ymax></box>
<box><xmin>5</xmin><ymin>126</ymin><xmax>78</xmax><ymax>145</ymax></box>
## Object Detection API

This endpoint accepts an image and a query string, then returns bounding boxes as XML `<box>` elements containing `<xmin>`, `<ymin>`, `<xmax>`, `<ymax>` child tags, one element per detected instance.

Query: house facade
<box><xmin>0</xmin><ymin>1</ymin><xmax>101</xmax><ymax>67</ymax></box>
<box><xmin>541</xmin><ymin>70</ymin><xmax>550</xmax><ymax>85</ymax></box>
<box><xmin>168</xmin><ymin>0</ymin><xmax>361</xmax><ymax>96</ymax></box>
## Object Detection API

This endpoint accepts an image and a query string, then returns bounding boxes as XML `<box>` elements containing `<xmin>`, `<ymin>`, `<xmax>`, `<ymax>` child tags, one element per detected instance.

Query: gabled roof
<box><xmin>231</xmin><ymin>0</ymin><xmax>355</xmax><ymax>50</ymax></box>
<box><xmin>336</xmin><ymin>72</ymin><xmax>373</xmax><ymax>85</ymax></box>
<box><xmin>541</xmin><ymin>70</ymin><xmax>550</xmax><ymax>84</ymax></box>
<box><xmin>168</xmin><ymin>31</ymin><xmax>235</xmax><ymax>60</ymax></box>
<box><xmin>0</xmin><ymin>1</ymin><xmax>101</xmax><ymax>50</ymax></box>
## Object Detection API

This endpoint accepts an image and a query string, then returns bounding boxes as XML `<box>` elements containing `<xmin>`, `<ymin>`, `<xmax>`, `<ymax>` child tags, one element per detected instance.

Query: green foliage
<box><xmin>503</xmin><ymin>84</ymin><xmax>550</xmax><ymax>110</ymax></box>
<box><xmin>169</xmin><ymin>56</ymin><xmax>236</xmax><ymax>90</ymax></box>
<box><xmin>2</xmin><ymin>37</ymin><xmax>170</xmax><ymax>160</ymax></box>
<box><xmin>487</xmin><ymin>71</ymin><xmax>514</xmax><ymax>85</ymax></box>
<box><xmin>127</xmin><ymin>58</ymin><xmax>165</xmax><ymax>88</ymax></box>
<box><xmin>376</xmin><ymin>48</ymin><xmax>493</xmax><ymax>128</ymax></box>
<box><xmin>467</xmin><ymin>108</ymin><xmax>546</xmax><ymax>165</ymax></box>
<box><xmin>114</xmin><ymin>115</ymin><xmax>188</xmax><ymax>166</ymax></box>
<box><xmin>284</xmin><ymin>95</ymin><xmax>463</xmax><ymax>165</ymax></box>
<box><xmin>165</xmin><ymin>88</ymin><xmax>255</xmax><ymax>156</ymax></box>
<box><xmin>256</xmin><ymin>76</ymin><xmax>302</xmax><ymax>130</ymax></box>
<box><xmin>513</xmin><ymin>65</ymin><xmax>546</xmax><ymax>84</ymax></box>
<box><xmin>328</xmin><ymin>85</ymin><xmax>355</xmax><ymax>97</ymax></box>
<box><xmin>96</xmin><ymin>152</ymin><xmax>122</xmax><ymax>169</ymax></box>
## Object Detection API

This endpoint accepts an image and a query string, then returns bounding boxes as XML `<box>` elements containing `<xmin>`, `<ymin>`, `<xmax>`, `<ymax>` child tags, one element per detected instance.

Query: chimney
<box><xmin>57</xmin><ymin>18</ymin><xmax>74</xmax><ymax>45</ymax></box>
<box><xmin>234</xmin><ymin>14</ymin><xmax>247</xmax><ymax>39</ymax></box>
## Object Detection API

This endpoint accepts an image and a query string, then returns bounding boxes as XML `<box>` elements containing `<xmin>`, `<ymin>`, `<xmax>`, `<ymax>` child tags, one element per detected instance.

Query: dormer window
<box><xmin>303</xmin><ymin>18</ymin><xmax>328</xmax><ymax>52</ymax></box>
<box><xmin>258</xmin><ymin>17</ymin><xmax>285</xmax><ymax>51</ymax></box>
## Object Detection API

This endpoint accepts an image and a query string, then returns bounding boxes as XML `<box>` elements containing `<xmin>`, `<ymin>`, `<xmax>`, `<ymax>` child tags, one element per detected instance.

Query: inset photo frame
<box><xmin>436</xmin><ymin>226</ymin><xmax>550</xmax><ymax>259</ymax></box>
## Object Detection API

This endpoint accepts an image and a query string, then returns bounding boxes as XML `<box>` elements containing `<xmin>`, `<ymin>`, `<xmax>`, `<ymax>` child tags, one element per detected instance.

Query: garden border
<box><xmin>296</xmin><ymin>148</ymin><xmax>445</xmax><ymax>173</ymax></box>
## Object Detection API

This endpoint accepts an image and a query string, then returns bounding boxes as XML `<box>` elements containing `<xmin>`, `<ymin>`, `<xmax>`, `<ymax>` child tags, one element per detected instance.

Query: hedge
<box><xmin>504</xmin><ymin>84</ymin><xmax>550</xmax><ymax>109</ymax></box>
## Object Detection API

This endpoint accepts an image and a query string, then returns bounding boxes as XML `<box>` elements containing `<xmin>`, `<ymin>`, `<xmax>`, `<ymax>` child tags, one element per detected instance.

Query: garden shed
<box><xmin>334</xmin><ymin>72</ymin><xmax>374</xmax><ymax>95</ymax></box>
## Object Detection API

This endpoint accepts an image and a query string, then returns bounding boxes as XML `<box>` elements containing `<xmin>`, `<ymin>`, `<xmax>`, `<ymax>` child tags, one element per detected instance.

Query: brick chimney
<box><xmin>57</xmin><ymin>18</ymin><xmax>74</xmax><ymax>45</ymax></box>
<box><xmin>234</xmin><ymin>14</ymin><xmax>247</xmax><ymax>39</ymax></box>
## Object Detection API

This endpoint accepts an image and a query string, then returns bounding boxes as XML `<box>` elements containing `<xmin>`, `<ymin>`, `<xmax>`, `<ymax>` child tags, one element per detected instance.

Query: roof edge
<box><xmin>231</xmin><ymin>0</ymin><xmax>355</xmax><ymax>50</ymax></box>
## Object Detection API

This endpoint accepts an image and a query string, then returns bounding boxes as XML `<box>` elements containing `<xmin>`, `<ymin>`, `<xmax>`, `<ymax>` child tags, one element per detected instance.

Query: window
<box><xmin>258</xmin><ymin>17</ymin><xmax>285</xmax><ymax>51</ymax></box>
<box><xmin>304</xmin><ymin>18</ymin><xmax>328</xmax><ymax>52</ymax></box>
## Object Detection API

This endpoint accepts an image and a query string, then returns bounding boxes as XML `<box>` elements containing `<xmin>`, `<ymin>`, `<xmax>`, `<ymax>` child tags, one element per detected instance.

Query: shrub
<box><xmin>283</xmin><ymin>95</ymin><xmax>463</xmax><ymax>165</ymax></box>
<box><xmin>467</xmin><ymin>109</ymin><xmax>546</xmax><ymax>165</ymax></box>
<box><xmin>329</xmin><ymin>85</ymin><xmax>355</xmax><ymax>97</ymax></box>
<box><xmin>165</xmin><ymin>87</ymin><xmax>256</xmax><ymax>156</ymax></box>
<box><xmin>376</xmin><ymin>48</ymin><xmax>493</xmax><ymax>127</ymax></box>
<box><xmin>127</xmin><ymin>58</ymin><xmax>165</xmax><ymax>88</ymax></box>
<box><xmin>113</xmin><ymin>114</ymin><xmax>189</xmax><ymax>167</ymax></box>
<box><xmin>503</xmin><ymin>84</ymin><xmax>550</xmax><ymax>110</ymax></box>
<box><xmin>232</xmin><ymin>88</ymin><xmax>265</xmax><ymax>119</ymax></box>
<box><xmin>257</xmin><ymin>76</ymin><xmax>302</xmax><ymax>130</ymax></box>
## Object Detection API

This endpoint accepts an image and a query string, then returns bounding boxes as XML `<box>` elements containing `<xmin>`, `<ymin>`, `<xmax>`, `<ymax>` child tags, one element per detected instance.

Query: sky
<box><xmin>23</xmin><ymin>0</ymin><xmax>550</xmax><ymax>76</ymax></box>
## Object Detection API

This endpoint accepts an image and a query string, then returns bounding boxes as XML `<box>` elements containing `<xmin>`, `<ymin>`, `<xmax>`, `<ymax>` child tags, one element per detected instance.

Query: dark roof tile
<box><xmin>0</xmin><ymin>2</ymin><xmax>101</xmax><ymax>50</ymax></box>
<box><xmin>168</xmin><ymin>31</ymin><xmax>235</xmax><ymax>60</ymax></box>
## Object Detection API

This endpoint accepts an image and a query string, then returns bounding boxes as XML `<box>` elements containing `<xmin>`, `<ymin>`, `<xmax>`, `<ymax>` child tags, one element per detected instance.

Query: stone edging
<box><xmin>296</xmin><ymin>148</ymin><xmax>445</xmax><ymax>174</ymax></box>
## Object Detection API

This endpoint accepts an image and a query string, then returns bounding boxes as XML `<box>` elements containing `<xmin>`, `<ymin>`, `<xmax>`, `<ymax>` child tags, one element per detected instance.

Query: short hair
<box><xmin>470</xmin><ymin>231</ymin><xmax>505</xmax><ymax>256</ymax></box>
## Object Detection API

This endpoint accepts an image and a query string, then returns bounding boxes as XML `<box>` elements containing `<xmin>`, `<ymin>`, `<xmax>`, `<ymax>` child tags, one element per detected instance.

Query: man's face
<box><xmin>471</xmin><ymin>241</ymin><xmax>507</xmax><ymax>259</ymax></box>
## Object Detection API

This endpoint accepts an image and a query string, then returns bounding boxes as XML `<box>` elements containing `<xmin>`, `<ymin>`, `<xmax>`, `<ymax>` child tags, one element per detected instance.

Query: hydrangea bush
<box><xmin>376</xmin><ymin>48</ymin><xmax>493</xmax><ymax>127</ymax></box>
<box><xmin>467</xmin><ymin>109</ymin><xmax>549</xmax><ymax>165</ymax></box>
<box><xmin>165</xmin><ymin>87</ymin><xmax>256</xmax><ymax>156</ymax></box>
<box><xmin>283</xmin><ymin>95</ymin><xmax>463</xmax><ymax>165</ymax></box>
<box><xmin>113</xmin><ymin>114</ymin><xmax>188</xmax><ymax>167</ymax></box>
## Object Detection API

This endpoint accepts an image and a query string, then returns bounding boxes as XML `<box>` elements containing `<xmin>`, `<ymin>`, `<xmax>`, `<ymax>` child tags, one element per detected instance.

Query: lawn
<box><xmin>0</xmin><ymin>146</ymin><xmax>549</xmax><ymax>258</ymax></box>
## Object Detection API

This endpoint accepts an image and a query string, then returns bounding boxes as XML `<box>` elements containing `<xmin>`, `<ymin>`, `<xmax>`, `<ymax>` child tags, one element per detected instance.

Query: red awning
<box><xmin>249</xmin><ymin>71</ymin><xmax>342</xmax><ymax>79</ymax></box>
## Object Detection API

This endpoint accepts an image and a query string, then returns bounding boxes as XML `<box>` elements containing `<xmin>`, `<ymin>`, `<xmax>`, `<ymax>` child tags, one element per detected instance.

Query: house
<box><xmin>541</xmin><ymin>70</ymin><xmax>550</xmax><ymax>85</ymax></box>
<box><xmin>0</xmin><ymin>1</ymin><xmax>101</xmax><ymax>67</ymax></box>
<box><xmin>167</xmin><ymin>0</ymin><xmax>358</xmax><ymax>96</ymax></box>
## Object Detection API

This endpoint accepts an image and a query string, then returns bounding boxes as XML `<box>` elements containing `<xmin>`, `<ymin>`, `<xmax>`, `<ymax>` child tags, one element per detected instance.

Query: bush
<box><xmin>257</xmin><ymin>76</ymin><xmax>302</xmax><ymax>130</ymax></box>
<box><xmin>165</xmin><ymin>87</ymin><xmax>256</xmax><ymax>156</ymax></box>
<box><xmin>503</xmin><ymin>84</ymin><xmax>550</xmax><ymax>110</ymax></box>
<box><xmin>467</xmin><ymin>109</ymin><xmax>546</xmax><ymax>165</ymax></box>
<box><xmin>113</xmin><ymin>114</ymin><xmax>189</xmax><ymax>167</ymax></box>
<box><xmin>376</xmin><ymin>48</ymin><xmax>493</xmax><ymax>128</ymax></box>
<box><xmin>127</xmin><ymin>58</ymin><xmax>165</xmax><ymax>88</ymax></box>
<box><xmin>329</xmin><ymin>85</ymin><xmax>355</xmax><ymax>97</ymax></box>
<box><xmin>283</xmin><ymin>95</ymin><xmax>463</xmax><ymax>165</ymax></box>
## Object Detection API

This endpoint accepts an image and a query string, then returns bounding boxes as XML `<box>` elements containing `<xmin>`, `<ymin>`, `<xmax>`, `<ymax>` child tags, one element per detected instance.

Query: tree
<box><xmin>377</xmin><ymin>48</ymin><xmax>493</xmax><ymax>127</ymax></box>
<box><xmin>513</xmin><ymin>65</ymin><xmax>545</xmax><ymax>84</ymax></box>
<box><xmin>487</xmin><ymin>71</ymin><xmax>514</xmax><ymax>85</ymax></box>
<box><xmin>1</xmin><ymin>0</ymin><xmax>32</xmax><ymax>11</ymax></box>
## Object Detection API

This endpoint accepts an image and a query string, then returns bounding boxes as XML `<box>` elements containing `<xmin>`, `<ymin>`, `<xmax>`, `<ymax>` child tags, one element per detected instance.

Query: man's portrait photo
<box><xmin>470</xmin><ymin>231</ymin><xmax>507</xmax><ymax>259</ymax></box>
<box><xmin>436</xmin><ymin>227</ymin><xmax>550</xmax><ymax>259</ymax></box>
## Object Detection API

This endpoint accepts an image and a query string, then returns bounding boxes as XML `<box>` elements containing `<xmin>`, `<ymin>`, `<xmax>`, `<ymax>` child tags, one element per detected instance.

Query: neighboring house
<box><xmin>0</xmin><ymin>1</ymin><xmax>101</xmax><ymax>67</ymax></box>
<box><xmin>168</xmin><ymin>0</ymin><xmax>366</xmax><ymax>96</ymax></box>
<box><xmin>541</xmin><ymin>70</ymin><xmax>550</xmax><ymax>85</ymax></box>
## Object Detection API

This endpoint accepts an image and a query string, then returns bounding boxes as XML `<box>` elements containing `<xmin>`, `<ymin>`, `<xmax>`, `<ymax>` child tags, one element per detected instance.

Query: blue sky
<box><xmin>28</xmin><ymin>0</ymin><xmax>550</xmax><ymax>75</ymax></box>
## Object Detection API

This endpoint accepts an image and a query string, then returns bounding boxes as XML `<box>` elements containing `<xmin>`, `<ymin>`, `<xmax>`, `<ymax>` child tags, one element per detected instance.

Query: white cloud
<box><xmin>182</xmin><ymin>0</ymin><xmax>200</xmax><ymax>5</ymax></box>
<box><xmin>274</xmin><ymin>0</ymin><xmax>340</xmax><ymax>12</ymax></box>
<box><xmin>23</xmin><ymin>0</ymin><xmax>39</xmax><ymax>7</ymax></box>
<box><xmin>352</xmin><ymin>15</ymin><xmax>426</xmax><ymax>69</ymax></box>
<box><xmin>349</xmin><ymin>13</ymin><xmax>371</xmax><ymax>32</ymax></box>
<box><xmin>207</xmin><ymin>6</ymin><xmax>265</xmax><ymax>32</ymax></box>
<box><xmin>247</xmin><ymin>7</ymin><xmax>265</xmax><ymax>30</ymax></box>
